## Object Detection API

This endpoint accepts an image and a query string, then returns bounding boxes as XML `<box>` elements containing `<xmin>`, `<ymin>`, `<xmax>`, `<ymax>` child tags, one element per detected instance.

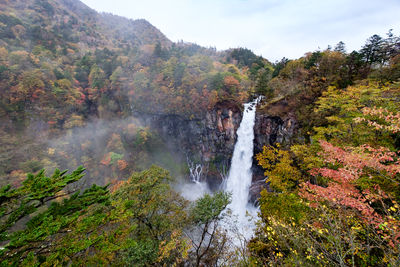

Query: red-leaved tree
<box><xmin>300</xmin><ymin>140</ymin><xmax>400</xmax><ymax>247</ymax></box>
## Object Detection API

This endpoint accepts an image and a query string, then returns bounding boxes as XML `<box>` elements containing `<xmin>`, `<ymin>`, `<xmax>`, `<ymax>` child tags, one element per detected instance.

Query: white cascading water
<box><xmin>188</xmin><ymin>161</ymin><xmax>203</xmax><ymax>184</ymax></box>
<box><xmin>180</xmin><ymin>160</ymin><xmax>210</xmax><ymax>201</ymax></box>
<box><xmin>223</xmin><ymin>97</ymin><xmax>260</xmax><ymax>241</ymax></box>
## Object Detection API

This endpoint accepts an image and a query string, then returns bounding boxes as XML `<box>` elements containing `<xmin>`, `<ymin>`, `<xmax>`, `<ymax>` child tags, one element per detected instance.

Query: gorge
<box><xmin>144</xmin><ymin>97</ymin><xmax>298</xmax><ymax>202</ymax></box>
<box><xmin>223</xmin><ymin>98</ymin><xmax>260</xmax><ymax>240</ymax></box>
<box><xmin>1</xmin><ymin>0</ymin><xmax>399</xmax><ymax>265</ymax></box>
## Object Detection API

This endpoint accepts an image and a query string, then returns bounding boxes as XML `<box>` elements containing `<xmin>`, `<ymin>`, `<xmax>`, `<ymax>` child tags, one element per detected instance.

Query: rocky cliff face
<box><xmin>141</xmin><ymin>101</ymin><xmax>242</xmax><ymax>190</ymax></box>
<box><xmin>249</xmin><ymin>108</ymin><xmax>298</xmax><ymax>203</ymax></box>
<box><xmin>254</xmin><ymin>113</ymin><xmax>297</xmax><ymax>152</ymax></box>
<box><xmin>142</xmin><ymin>99</ymin><xmax>298</xmax><ymax>202</ymax></box>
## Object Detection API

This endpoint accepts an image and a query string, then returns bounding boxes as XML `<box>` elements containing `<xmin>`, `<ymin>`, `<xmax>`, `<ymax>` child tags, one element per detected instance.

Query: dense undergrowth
<box><xmin>1</xmin><ymin>0</ymin><xmax>400</xmax><ymax>266</ymax></box>
<box><xmin>250</xmin><ymin>32</ymin><xmax>400</xmax><ymax>266</ymax></box>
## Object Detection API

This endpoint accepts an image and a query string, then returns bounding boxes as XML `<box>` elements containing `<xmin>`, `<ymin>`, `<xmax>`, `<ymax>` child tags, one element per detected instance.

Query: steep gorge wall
<box><xmin>249</xmin><ymin>102</ymin><xmax>298</xmax><ymax>203</ymax></box>
<box><xmin>142</xmin><ymin>99</ymin><xmax>299</xmax><ymax>201</ymax></box>
<box><xmin>254</xmin><ymin>113</ymin><xmax>297</xmax><ymax>153</ymax></box>
<box><xmin>141</xmin><ymin>101</ymin><xmax>242</xmax><ymax>190</ymax></box>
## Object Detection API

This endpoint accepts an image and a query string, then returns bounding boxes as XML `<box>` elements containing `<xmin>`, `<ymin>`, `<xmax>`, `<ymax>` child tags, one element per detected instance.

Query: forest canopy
<box><xmin>0</xmin><ymin>0</ymin><xmax>400</xmax><ymax>266</ymax></box>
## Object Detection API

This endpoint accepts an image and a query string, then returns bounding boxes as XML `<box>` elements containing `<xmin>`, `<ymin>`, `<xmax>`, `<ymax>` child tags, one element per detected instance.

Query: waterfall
<box><xmin>188</xmin><ymin>160</ymin><xmax>203</xmax><ymax>184</ymax></box>
<box><xmin>180</xmin><ymin>159</ymin><xmax>210</xmax><ymax>201</ymax></box>
<box><xmin>223</xmin><ymin>97</ymin><xmax>260</xmax><ymax>240</ymax></box>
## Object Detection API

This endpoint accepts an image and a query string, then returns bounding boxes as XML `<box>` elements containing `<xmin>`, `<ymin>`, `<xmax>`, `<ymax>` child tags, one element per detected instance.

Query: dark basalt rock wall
<box><xmin>141</xmin><ymin>99</ymin><xmax>298</xmax><ymax>202</ymax></box>
<box><xmin>254</xmin><ymin>113</ymin><xmax>297</xmax><ymax>153</ymax></box>
<box><xmin>140</xmin><ymin>101</ymin><xmax>242</xmax><ymax>190</ymax></box>
<box><xmin>249</xmin><ymin>109</ymin><xmax>298</xmax><ymax>203</ymax></box>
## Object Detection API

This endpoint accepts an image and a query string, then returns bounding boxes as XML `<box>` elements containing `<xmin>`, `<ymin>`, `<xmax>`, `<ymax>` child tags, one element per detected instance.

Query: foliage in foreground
<box><xmin>250</xmin><ymin>81</ymin><xmax>400</xmax><ymax>266</ymax></box>
<box><xmin>0</xmin><ymin>166</ymin><xmax>192</xmax><ymax>266</ymax></box>
<box><xmin>0</xmin><ymin>165</ymin><xmax>240</xmax><ymax>266</ymax></box>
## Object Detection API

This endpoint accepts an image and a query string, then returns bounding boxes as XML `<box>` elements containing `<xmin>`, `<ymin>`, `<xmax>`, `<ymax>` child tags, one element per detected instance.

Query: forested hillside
<box><xmin>0</xmin><ymin>0</ymin><xmax>269</xmax><ymax>265</ymax></box>
<box><xmin>0</xmin><ymin>0</ymin><xmax>272</xmax><ymax>188</ymax></box>
<box><xmin>250</xmin><ymin>32</ymin><xmax>400</xmax><ymax>266</ymax></box>
<box><xmin>1</xmin><ymin>0</ymin><xmax>400</xmax><ymax>265</ymax></box>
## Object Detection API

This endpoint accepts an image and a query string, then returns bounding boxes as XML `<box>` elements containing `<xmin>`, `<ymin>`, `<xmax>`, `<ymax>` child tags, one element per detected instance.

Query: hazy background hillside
<box><xmin>1</xmin><ymin>0</ymin><xmax>400</xmax><ymax>265</ymax></box>
<box><xmin>0</xmin><ymin>0</ymin><xmax>273</xmax><ymax>188</ymax></box>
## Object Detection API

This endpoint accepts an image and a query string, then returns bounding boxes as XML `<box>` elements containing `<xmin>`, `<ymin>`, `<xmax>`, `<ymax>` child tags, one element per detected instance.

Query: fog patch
<box><xmin>177</xmin><ymin>181</ymin><xmax>211</xmax><ymax>201</ymax></box>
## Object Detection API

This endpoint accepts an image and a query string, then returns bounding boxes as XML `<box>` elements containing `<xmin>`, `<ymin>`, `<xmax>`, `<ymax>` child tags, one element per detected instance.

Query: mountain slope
<box><xmin>0</xmin><ymin>0</ymin><xmax>265</xmax><ymax>189</ymax></box>
<box><xmin>0</xmin><ymin>0</ymin><xmax>171</xmax><ymax>52</ymax></box>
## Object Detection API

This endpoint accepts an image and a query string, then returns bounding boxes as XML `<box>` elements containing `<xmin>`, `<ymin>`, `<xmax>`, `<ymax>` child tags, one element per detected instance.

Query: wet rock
<box><xmin>139</xmin><ymin>101</ymin><xmax>242</xmax><ymax>188</ymax></box>
<box><xmin>249</xmin><ymin>109</ymin><xmax>298</xmax><ymax>201</ymax></box>
<box><xmin>138</xmin><ymin>99</ymin><xmax>298</xmax><ymax>203</ymax></box>
<box><xmin>254</xmin><ymin>113</ymin><xmax>297</xmax><ymax>152</ymax></box>
<box><xmin>249</xmin><ymin>179</ymin><xmax>268</xmax><ymax>205</ymax></box>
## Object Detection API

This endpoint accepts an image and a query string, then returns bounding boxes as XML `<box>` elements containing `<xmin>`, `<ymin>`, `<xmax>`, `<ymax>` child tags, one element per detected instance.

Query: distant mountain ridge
<box><xmin>0</xmin><ymin>0</ymin><xmax>265</xmax><ymax>190</ymax></box>
<box><xmin>61</xmin><ymin>0</ymin><xmax>172</xmax><ymax>47</ymax></box>
<box><xmin>0</xmin><ymin>0</ymin><xmax>171</xmax><ymax>51</ymax></box>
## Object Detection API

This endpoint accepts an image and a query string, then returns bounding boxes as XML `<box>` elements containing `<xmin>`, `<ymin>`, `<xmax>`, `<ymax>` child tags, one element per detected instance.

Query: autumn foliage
<box><xmin>251</xmin><ymin>81</ymin><xmax>400</xmax><ymax>265</ymax></box>
<box><xmin>300</xmin><ymin>140</ymin><xmax>400</xmax><ymax>246</ymax></box>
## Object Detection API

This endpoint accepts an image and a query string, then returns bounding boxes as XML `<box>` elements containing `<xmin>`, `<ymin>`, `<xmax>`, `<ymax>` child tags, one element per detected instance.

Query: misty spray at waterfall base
<box><xmin>179</xmin><ymin>161</ymin><xmax>211</xmax><ymax>201</ymax></box>
<box><xmin>181</xmin><ymin>98</ymin><xmax>261</xmax><ymax>245</ymax></box>
<box><xmin>221</xmin><ymin>98</ymin><xmax>260</xmax><ymax>243</ymax></box>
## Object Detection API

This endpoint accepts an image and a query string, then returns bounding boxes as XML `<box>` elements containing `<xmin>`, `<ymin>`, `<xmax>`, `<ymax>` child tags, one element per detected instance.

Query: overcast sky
<box><xmin>80</xmin><ymin>0</ymin><xmax>400</xmax><ymax>62</ymax></box>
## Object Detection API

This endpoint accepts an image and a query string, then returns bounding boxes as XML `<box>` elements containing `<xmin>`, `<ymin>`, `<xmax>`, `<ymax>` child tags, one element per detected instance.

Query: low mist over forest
<box><xmin>0</xmin><ymin>0</ymin><xmax>400</xmax><ymax>266</ymax></box>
